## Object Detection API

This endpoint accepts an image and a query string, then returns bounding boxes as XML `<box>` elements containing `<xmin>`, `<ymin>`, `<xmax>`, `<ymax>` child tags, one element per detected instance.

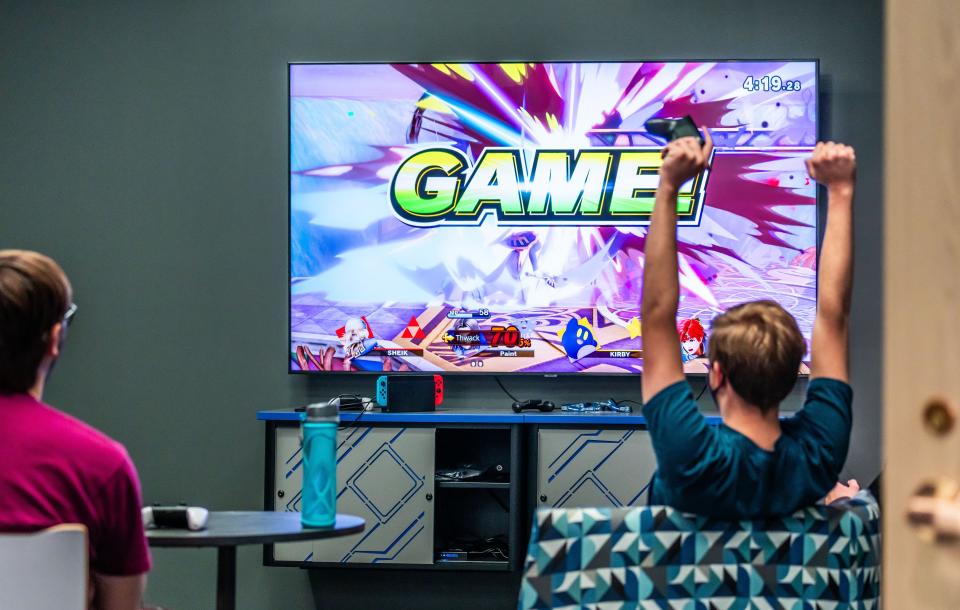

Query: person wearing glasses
<box><xmin>0</xmin><ymin>250</ymin><xmax>150</xmax><ymax>609</ymax></box>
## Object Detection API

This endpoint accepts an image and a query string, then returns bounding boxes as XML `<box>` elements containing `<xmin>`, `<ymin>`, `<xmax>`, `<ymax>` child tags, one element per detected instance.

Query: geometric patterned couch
<box><xmin>519</xmin><ymin>494</ymin><xmax>881</xmax><ymax>609</ymax></box>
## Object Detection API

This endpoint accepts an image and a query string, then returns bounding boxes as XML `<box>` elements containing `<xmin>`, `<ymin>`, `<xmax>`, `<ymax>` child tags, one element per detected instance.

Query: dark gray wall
<box><xmin>0</xmin><ymin>1</ymin><xmax>881</xmax><ymax>608</ymax></box>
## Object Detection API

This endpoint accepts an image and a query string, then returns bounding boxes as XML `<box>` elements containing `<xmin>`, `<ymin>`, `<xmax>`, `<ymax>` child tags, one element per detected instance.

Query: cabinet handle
<box><xmin>540</xmin><ymin>494</ymin><xmax>548</xmax><ymax>503</ymax></box>
<box><xmin>277</xmin><ymin>490</ymin><xmax>285</xmax><ymax>498</ymax></box>
<box><xmin>426</xmin><ymin>493</ymin><xmax>433</xmax><ymax>501</ymax></box>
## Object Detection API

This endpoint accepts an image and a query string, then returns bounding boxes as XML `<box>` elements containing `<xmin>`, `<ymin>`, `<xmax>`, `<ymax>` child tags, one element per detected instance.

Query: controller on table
<box><xmin>142</xmin><ymin>504</ymin><xmax>209</xmax><ymax>531</ymax></box>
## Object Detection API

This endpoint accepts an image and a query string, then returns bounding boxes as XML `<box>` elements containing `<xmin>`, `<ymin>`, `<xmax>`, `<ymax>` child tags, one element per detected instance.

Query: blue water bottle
<box><xmin>300</xmin><ymin>402</ymin><xmax>338</xmax><ymax>528</ymax></box>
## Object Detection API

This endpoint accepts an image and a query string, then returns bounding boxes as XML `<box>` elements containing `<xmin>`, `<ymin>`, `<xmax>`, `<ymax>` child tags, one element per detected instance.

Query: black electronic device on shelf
<box><xmin>511</xmin><ymin>399</ymin><xmax>555</xmax><ymax>413</ymax></box>
<box><xmin>435</xmin><ymin>463</ymin><xmax>509</xmax><ymax>483</ymax></box>
<box><xmin>437</xmin><ymin>535</ymin><xmax>509</xmax><ymax>564</ymax></box>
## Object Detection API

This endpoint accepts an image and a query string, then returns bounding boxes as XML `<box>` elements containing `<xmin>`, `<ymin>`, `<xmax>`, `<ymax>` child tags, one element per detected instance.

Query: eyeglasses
<box><xmin>63</xmin><ymin>303</ymin><xmax>78</xmax><ymax>328</ymax></box>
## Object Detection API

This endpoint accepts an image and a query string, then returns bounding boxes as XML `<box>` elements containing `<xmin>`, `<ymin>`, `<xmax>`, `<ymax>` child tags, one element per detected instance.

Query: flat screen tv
<box><xmin>289</xmin><ymin>60</ymin><xmax>819</xmax><ymax>375</ymax></box>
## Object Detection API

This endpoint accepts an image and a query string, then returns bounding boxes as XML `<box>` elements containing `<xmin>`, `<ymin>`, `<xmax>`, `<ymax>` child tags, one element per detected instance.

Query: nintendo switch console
<box><xmin>376</xmin><ymin>375</ymin><xmax>443</xmax><ymax>412</ymax></box>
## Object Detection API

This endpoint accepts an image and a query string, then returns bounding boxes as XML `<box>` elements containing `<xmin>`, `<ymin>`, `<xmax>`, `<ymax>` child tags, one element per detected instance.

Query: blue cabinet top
<box><xmin>255</xmin><ymin>408</ymin><xmax>726</xmax><ymax>426</ymax></box>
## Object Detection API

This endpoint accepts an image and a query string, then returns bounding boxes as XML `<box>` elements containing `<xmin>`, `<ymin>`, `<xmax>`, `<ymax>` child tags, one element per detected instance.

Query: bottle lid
<box><xmin>304</xmin><ymin>401</ymin><xmax>339</xmax><ymax>422</ymax></box>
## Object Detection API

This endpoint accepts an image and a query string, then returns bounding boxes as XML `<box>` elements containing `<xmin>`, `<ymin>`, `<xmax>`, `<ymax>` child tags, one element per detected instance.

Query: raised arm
<box><xmin>805</xmin><ymin>142</ymin><xmax>856</xmax><ymax>382</ymax></box>
<box><xmin>641</xmin><ymin>131</ymin><xmax>713</xmax><ymax>401</ymax></box>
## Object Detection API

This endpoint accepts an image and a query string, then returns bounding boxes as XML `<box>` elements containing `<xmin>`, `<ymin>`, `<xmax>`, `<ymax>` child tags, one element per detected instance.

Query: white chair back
<box><xmin>0</xmin><ymin>524</ymin><xmax>88</xmax><ymax>610</ymax></box>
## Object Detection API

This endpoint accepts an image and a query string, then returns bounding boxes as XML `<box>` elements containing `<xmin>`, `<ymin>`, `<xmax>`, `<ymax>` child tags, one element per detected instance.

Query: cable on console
<box><xmin>494</xmin><ymin>376</ymin><xmax>520</xmax><ymax>403</ymax></box>
<box><xmin>332</xmin><ymin>394</ymin><xmax>376</xmax><ymax>434</ymax></box>
<box><xmin>617</xmin><ymin>379</ymin><xmax>709</xmax><ymax>410</ymax></box>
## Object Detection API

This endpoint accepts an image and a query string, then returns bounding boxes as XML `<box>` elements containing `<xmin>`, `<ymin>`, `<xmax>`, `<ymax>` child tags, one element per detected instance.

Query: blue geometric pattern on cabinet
<box><xmin>553</xmin><ymin>471</ymin><xmax>621</xmax><ymax>508</ymax></box>
<box><xmin>537</xmin><ymin>428</ymin><xmax>657</xmax><ymax>510</ymax></box>
<box><xmin>344</xmin><ymin>441</ymin><xmax>424</xmax><ymax>523</ymax></box>
<box><xmin>341</xmin><ymin>510</ymin><xmax>428</xmax><ymax>563</ymax></box>
<box><xmin>272</xmin><ymin>425</ymin><xmax>435</xmax><ymax>564</ymax></box>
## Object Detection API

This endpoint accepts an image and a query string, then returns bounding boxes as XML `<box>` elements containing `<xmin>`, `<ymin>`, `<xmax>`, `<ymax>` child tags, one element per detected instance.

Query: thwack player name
<box><xmin>390</xmin><ymin>147</ymin><xmax>711</xmax><ymax>227</ymax></box>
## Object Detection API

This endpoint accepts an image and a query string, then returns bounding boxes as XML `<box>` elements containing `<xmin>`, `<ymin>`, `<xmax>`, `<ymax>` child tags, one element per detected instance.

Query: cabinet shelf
<box><xmin>435</xmin><ymin>480</ymin><xmax>510</xmax><ymax>489</ymax></box>
<box><xmin>269</xmin><ymin>421</ymin><xmax>521</xmax><ymax>574</ymax></box>
<box><xmin>434</xmin><ymin>560</ymin><xmax>510</xmax><ymax>571</ymax></box>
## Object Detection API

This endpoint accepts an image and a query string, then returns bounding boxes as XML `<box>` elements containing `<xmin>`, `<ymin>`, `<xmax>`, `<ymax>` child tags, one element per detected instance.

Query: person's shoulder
<box><xmin>36</xmin><ymin>401</ymin><xmax>133</xmax><ymax>475</ymax></box>
<box><xmin>781</xmin><ymin>376</ymin><xmax>854</xmax><ymax>440</ymax></box>
<box><xmin>805</xmin><ymin>377</ymin><xmax>853</xmax><ymax>405</ymax></box>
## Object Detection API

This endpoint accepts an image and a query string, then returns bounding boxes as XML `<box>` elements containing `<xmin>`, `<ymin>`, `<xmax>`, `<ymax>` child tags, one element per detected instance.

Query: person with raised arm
<box><xmin>640</xmin><ymin>135</ymin><xmax>857</xmax><ymax>518</ymax></box>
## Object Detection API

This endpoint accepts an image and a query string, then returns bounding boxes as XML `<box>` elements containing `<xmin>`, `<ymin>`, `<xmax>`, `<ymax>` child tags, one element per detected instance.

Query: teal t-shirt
<box><xmin>644</xmin><ymin>378</ymin><xmax>853</xmax><ymax>519</ymax></box>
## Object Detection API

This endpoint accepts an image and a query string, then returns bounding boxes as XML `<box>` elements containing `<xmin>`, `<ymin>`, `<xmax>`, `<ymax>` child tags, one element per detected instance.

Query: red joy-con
<box><xmin>433</xmin><ymin>374</ymin><xmax>444</xmax><ymax>406</ymax></box>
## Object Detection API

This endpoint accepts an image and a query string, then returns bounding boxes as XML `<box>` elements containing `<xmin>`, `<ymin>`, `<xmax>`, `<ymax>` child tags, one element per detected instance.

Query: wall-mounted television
<box><xmin>289</xmin><ymin>60</ymin><xmax>819</xmax><ymax>375</ymax></box>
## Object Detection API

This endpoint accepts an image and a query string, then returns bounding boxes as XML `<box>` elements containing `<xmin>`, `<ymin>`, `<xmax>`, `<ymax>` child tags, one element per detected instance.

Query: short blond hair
<box><xmin>707</xmin><ymin>300</ymin><xmax>805</xmax><ymax>411</ymax></box>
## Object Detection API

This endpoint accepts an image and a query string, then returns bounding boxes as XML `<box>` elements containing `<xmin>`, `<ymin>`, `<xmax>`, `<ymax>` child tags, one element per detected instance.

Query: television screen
<box><xmin>289</xmin><ymin>61</ymin><xmax>818</xmax><ymax>374</ymax></box>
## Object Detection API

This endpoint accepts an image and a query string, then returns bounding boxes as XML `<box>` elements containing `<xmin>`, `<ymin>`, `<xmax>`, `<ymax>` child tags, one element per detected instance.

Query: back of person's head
<box><xmin>708</xmin><ymin>300</ymin><xmax>804</xmax><ymax>412</ymax></box>
<box><xmin>0</xmin><ymin>250</ymin><xmax>72</xmax><ymax>395</ymax></box>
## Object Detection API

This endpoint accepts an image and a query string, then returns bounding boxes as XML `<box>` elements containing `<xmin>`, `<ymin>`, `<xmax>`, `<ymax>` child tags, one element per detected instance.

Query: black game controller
<box><xmin>644</xmin><ymin>114</ymin><xmax>704</xmax><ymax>144</ymax></box>
<box><xmin>512</xmin><ymin>399</ymin><xmax>556</xmax><ymax>413</ymax></box>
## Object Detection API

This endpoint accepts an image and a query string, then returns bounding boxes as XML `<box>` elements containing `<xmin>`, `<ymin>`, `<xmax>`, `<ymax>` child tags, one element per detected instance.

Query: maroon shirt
<box><xmin>0</xmin><ymin>393</ymin><xmax>151</xmax><ymax>576</ymax></box>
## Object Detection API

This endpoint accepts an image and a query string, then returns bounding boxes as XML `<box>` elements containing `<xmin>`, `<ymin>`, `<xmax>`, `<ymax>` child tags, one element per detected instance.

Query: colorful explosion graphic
<box><xmin>289</xmin><ymin>62</ymin><xmax>818</xmax><ymax>374</ymax></box>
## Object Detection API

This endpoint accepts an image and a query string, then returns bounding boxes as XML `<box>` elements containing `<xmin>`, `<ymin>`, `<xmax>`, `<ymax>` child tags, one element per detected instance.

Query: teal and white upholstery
<box><xmin>519</xmin><ymin>494</ymin><xmax>880</xmax><ymax>609</ymax></box>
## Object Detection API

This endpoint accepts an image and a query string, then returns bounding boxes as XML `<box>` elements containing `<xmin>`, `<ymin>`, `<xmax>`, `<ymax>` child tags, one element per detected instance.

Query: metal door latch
<box><xmin>907</xmin><ymin>477</ymin><xmax>960</xmax><ymax>544</ymax></box>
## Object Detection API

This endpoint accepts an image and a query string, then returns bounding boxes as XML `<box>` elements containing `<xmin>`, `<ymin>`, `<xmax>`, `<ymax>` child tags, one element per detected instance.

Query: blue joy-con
<box><xmin>376</xmin><ymin>375</ymin><xmax>388</xmax><ymax>406</ymax></box>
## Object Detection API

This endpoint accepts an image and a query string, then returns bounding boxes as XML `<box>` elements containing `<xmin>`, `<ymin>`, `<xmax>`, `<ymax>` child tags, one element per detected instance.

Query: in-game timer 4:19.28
<box><xmin>742</xmin><ymin>75</ymin><xmax>802</xmax><ymax>92</ymax></box>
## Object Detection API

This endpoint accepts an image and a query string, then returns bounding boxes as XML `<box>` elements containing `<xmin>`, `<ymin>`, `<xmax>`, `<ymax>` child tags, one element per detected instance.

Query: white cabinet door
<box><xmin>273</xmin><ymin>425</ymin><xmax>435</xmax><ymax>564</ymax></box>
<box><xmin>537</xmin><ymin>428</ymin><xmax>655</xmax><ymax>508</ymax></box>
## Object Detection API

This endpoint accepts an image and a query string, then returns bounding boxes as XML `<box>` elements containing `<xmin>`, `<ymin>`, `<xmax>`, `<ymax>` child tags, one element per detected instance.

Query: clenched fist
<box><xmin>658</xmin><ymin>128</ymin><xmax>713</xmax><ymax>191</ymax></box>
<box><xmin>806</xmin><ymin>141</ymin><xmax>856</xmax><ymax>190</ymax></box>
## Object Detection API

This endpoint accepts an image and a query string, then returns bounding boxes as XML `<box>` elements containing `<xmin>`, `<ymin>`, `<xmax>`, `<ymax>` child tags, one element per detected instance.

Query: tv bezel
<box><xmin>287</xmin><ymin>58</ymin><xmax>822</xmax><ymax>377</ymax></box>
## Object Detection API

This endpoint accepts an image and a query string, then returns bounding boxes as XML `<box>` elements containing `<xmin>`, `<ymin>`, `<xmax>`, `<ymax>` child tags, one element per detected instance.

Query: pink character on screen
<box><xmin>678</xmin><ymin>318</ymin><xmax>706</xmax><ymax>363</ymax></box>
